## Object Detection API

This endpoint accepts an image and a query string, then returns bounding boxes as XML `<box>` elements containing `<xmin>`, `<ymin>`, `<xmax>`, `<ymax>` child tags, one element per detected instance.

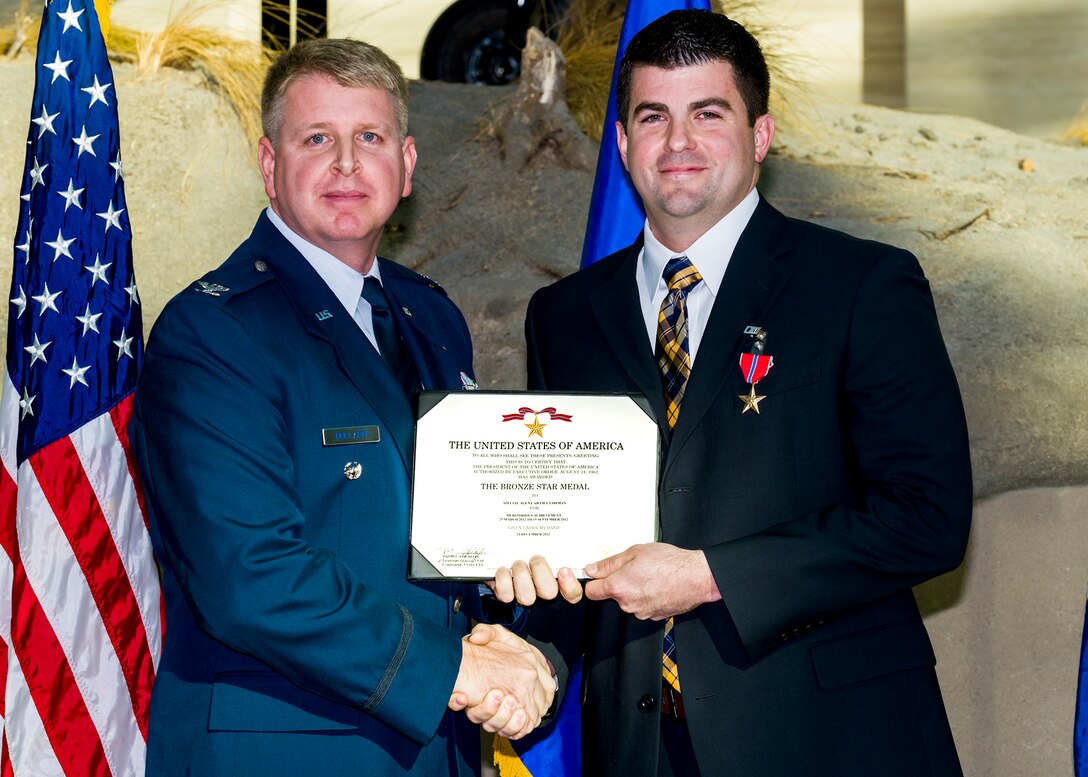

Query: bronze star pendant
<box><xmin>525</xmin><ymin>417</ymin><xmax>547</xmax><ymax>437</ymax></box>
<box><xmin>738</xmin><ymin>384</ymin><xmax>767</xmax><ymax>414</ymax></box>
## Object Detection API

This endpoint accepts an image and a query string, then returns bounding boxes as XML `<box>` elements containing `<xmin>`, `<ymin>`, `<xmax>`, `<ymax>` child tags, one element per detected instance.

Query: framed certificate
<box><xmin>409</xmin><ymin>391</ymin><xmax>660</xmax><ymax>580</ymax></box>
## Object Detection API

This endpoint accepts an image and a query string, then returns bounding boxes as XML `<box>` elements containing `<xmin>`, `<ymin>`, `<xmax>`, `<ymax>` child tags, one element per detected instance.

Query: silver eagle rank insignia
<box><xmin>194</xmin><ymin>281</ymin><xmax>230</xmax><ymax>297</ymax></box>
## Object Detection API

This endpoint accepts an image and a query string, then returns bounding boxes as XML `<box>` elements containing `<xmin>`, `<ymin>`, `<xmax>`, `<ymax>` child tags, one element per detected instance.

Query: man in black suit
<box><xmin>497</xmin><ymin>10</ymin><xmax>972</xmax><ymax>776</ymax></box>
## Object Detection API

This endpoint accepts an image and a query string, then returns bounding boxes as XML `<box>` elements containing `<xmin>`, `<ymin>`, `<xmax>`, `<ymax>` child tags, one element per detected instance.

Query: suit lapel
<box><xmin>666</xmin><ymin>198</ymin><xmax>795</xmax><ymax>466</ymax></box>
<box><xmin>248</xmin><ymin>216</ymin><xmax>415</xmax><ymax>469</ymax></box>
<box><xmin>588</xmin><ymin>242</ymin><xmax>670</xmax><ymax>434</ymax></box>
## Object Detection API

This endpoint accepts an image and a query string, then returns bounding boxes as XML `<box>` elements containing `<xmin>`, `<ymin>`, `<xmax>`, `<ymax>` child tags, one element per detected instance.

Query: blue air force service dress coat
<box><xmin>132</xmin><ymin>213</ymin><xmax>482</xmax><ymax>776</ymax></box>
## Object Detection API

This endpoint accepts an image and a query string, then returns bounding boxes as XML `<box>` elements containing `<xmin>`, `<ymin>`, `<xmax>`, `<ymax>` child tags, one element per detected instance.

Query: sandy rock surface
<box><xmin>2</xmin><ymin>53</ymin><xmax>1087</xmax><ymax>777</ymax></box>
<box><xmin>4</xmin><ymin>59</ymin><xmax>1088</xmax><ymax>498</ymax></box>
<box><xmin>3</xmin><ymin>56</ymin><xmax>1088</xmax><ymax>495</ymax></box>
<box><xmin>769</xmin><ymin>105</ymin><xmax>1088</xmax><ymax>499</ymax></box>
<box><xmin>393</xmin><ymin>81</ymin><xmax>1088</xmax><ymax>503</ymax></box>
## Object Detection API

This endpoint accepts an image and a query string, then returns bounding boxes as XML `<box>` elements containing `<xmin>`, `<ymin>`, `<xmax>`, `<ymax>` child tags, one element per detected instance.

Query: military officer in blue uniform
<box><xmin>132</xmin><ymin>38</ymin><xmax>553</xmax><ymax>776</ymax></box>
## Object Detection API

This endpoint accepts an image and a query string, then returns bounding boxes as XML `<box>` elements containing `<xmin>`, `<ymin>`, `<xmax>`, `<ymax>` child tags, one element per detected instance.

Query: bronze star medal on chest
<box><xmin>738</xmin><ymin>326</ymin><xmax>774</xmax><ymax>415</ymax></box>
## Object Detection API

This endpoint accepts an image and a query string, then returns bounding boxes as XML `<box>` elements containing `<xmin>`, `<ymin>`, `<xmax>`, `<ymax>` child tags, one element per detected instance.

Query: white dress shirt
<box><xmin>635</xmin><ymin>188</ymin><xmax>760</xmax><ymax>364</ymax></box>
<box><xmin>265</xmin><ymin>205</ymin><xmax>384</xmax><ymax>353</ymax></box>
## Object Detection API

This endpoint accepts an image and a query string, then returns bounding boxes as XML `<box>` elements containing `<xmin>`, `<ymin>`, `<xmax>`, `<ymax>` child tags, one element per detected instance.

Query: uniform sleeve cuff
<box><xmin>365</xmin><ymin>607</ymin><xmax>463</xmax><ymax>744</ymax></box>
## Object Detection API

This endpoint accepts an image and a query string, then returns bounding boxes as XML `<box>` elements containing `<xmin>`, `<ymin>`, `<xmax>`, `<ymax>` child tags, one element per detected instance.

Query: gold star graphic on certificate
<box><xmin>738</xmin><ymin>385</ymin><xmax>767</xmax><ymax>414</ymax></box>
<box><xmin>525</xmin><ymin>415</ymin><xmax>547</xmax><ymax>437</ymax></box>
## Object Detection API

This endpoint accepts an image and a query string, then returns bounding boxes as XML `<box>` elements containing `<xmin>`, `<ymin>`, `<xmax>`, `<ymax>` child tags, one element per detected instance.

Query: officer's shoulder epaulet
<box><xmin>183</xmin><ymin>252</ymin><xmax>275</xmax><ymax>304</ymax></box>
<box><xmin>381</xmin><ymin>259</ymin><xmax>450</xmax><ymax>299</ymax></box>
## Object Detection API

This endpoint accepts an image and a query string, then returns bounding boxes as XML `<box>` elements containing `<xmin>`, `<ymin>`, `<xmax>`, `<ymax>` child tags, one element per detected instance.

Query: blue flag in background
<box><xmin>1076</xmin><ymin>593</ymin><xmax>1088</xmax><ymax>777</ymax></box>
<box><xmin>579</xmin><ymin>0</ymin><xmax>713</xmax><ymax>268</ymax></box>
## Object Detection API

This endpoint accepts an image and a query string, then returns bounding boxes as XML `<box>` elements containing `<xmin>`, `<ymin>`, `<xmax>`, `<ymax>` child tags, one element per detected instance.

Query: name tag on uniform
<box><xmin>322</xmin><ymin>426</ymin><xmax>381</xmax><ymax>446</ymax></box>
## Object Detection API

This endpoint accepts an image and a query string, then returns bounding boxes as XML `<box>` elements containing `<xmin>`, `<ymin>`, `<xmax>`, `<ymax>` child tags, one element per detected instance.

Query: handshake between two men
<box><xmin>448</xmin><ymin>543</ymin><xmax>722</xmax><ymax>740</ymax></box>
<box><xmin>447</xmin><ymin>622</ymin><xmax>556</xmax><ymax>741</ymax></box>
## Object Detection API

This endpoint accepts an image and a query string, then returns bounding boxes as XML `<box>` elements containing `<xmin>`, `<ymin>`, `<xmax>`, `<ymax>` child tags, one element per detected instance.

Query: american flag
<box><xmin>0</xmin><ymin>0</ymin><xmax>162</xmax><ymax>773</ymax></box>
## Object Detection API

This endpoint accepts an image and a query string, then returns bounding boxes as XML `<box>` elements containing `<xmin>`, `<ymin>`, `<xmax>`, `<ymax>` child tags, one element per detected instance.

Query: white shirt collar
<box><xmin>640</xmin><ymin>188</ymin><xmax>760</xmax><ymax>299</ymax></box>
<box><xmin>265</xmin><ymin>205</ymin><xmax>382</xmax><ymax>316</ymax></box>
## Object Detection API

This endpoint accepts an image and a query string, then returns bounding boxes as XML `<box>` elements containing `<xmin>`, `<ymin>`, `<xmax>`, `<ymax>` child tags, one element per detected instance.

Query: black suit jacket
<box><xmin>525</xmin><ymin>196</ymin><xmax>971</xmax><ymax>776</ymax></box>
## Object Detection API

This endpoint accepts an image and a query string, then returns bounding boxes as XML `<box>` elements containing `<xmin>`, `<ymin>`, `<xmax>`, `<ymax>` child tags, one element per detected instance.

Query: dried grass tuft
<box><xmin>555</xmin><ymin>0</ymin><xmax>624</xmax><ymax>141</ymax></box>
<box><xmin>108</xmin><ymin>1</ymin><xmax>274</xmax><ymax>147</ymax></box>
<box><xmin>2</xmin><ymin>0</ymin><xmax>275</xmax><ymax>146</ymax></box>
<box><xmin>1060</xmin><ymin>99</ymin><xmax>1088</xmax><ymax>146</ymax></box>
<box><xmin>556</xmin><ymin>0</ymin><xmax>809</xmax><ymax>141</ymax></box>
<box><xmin>718</xmin><ymin>1</ymin><xmax>810</xmax><ymax>133</ymax></box>
<box><xmin>2</xmin><ymin>0</ymin><xmax>38</xmax><ymax>59</ymax></box>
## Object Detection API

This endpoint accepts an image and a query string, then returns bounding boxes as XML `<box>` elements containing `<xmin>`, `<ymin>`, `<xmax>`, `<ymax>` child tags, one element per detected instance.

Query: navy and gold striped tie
<box><xmin>655</xmin><ymin>255</ymin><xmax>702</xmax><ymax>695</ymax></box>
<box><xmin>656</xmin><ymin>256</ymin><xmax>702</xmax><ymax>431</ymax></box>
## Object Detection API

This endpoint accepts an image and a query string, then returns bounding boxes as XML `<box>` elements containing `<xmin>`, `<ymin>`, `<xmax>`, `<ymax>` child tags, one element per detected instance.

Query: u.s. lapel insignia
<box><xmin>738</xmin><ymin>326</ymin><xmax>774</xmax><ymax>415</ymax></box>
<box><xmin>315</xmin><ymin>310</ymin><xmax>333</xmax><ymax>321</ymax></box>
<box><xmin>195</xmin><ymin>281</ymin><xmax>229</xmax><ymax>296</ymax></box>
<box><xmin>460</xmin><ymin>371</ymin><xmax>479</xmax><ymax>391</ymax></box>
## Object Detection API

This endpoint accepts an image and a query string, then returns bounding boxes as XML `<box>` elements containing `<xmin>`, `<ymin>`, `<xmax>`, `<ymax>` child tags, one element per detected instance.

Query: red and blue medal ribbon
<box><xmin>739</xmin><ymin>352</ymin><xmax>774</xmax><ymax>384</ymax></box>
